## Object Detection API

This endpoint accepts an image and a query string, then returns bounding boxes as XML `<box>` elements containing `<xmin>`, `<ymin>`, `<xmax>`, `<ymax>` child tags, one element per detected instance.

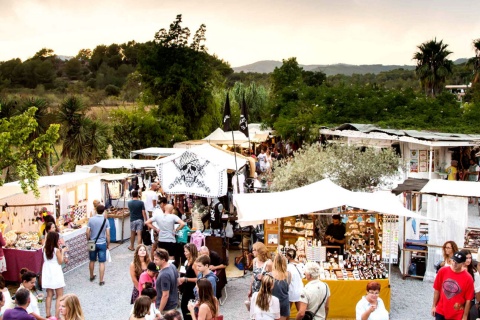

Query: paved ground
<box><xmin>32</xmin><ymin>203</ymin><xmax>479</xmax><ymax>319</ymax></box>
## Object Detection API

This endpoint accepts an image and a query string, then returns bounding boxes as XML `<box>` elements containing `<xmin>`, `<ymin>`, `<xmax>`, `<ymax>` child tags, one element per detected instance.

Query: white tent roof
<box><xmin>233</xmin><ymin>179</ymin><xmax>429</xmax><ymax>226</ymax></box>
<box><xmin>91</xmin><ymin>159</ymin><xmax>158</xmax><ymax>171</ymax></box>
<box><xmin>157</xmin><ymin>144</ymin><xmax>247</xmax><ymax>171</ymax></box>
<box><xmin>419</xmin><ymin>179</ymin><xmax>480</xmax><ymax>197</ymax></box>
<box><xmin>0</xmin><ymin>185</ymin><xmax>25</xmax><ymax>200</ymax></box>
<box><xmin>202</xmin><ymin>128</ymin><xmax>248</xmax><ymax>145</ymax></box>
<box><xmin>129</xmin><ymin>147</ymin><xmax>184</xmax><ymax>158</ymax></box>
<box><xmin>4</xmin><ymin>173</ymin><xmax>103</xmax><ymax>190</ymax></box>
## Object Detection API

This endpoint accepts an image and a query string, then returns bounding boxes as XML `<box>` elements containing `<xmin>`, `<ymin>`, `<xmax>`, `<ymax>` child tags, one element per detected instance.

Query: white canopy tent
<box><xmin>418</xmin><ymin>180</ymin><xmax>480</xmax><ymax>282</ymax></box>
<box><xmin>202</xmin><ymin>128</ymin><xmax>249</xmax><ymax>145</ymax></box>
<box><xmin>233</xmin><ymin>179</ymin><xmax>429</xmax><ymax>227</ymax></box>
<box><xmin>89</xmin><ymin>159</ymin><xmax>159</xmax><ymax>172</ymax></box>
<box><xmin>129</xmin><ymin>147</ymin><xmax>184</xmax><ymax>158</ymax></box>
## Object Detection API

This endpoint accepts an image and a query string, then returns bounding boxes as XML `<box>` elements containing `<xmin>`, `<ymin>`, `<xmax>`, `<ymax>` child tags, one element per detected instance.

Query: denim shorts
<box><xmin>89</xmin><ymin>242</ymin><xmax>107</xmax><ymax>263</ymax></box>
<box><xmin>131</xmin><ymin>219</ymin><xmax>144</xmax><ymax>232</ymax></box>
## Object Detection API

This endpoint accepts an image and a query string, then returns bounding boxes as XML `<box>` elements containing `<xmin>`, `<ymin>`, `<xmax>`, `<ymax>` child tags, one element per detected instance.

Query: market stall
<box><xmin>233</xmin><ymin>179</ymin><xmax>429</xmax><ymax>318</ymax></box>
<box><xmin>418</xmin><ymin>179</ymin><xmax>480</xmax><ymax>282</ymax></box>
<box><xmin>1</xmin><ymin>173</ymin><xmax>103</xmax><ymax>281</ymax></box>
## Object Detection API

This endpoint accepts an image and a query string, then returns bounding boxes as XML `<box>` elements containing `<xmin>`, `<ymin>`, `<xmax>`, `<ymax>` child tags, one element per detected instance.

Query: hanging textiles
<box><xmin>156</xmin><ymin>150</ymin><xmax>227</xmax><ymax>198</ymax></box>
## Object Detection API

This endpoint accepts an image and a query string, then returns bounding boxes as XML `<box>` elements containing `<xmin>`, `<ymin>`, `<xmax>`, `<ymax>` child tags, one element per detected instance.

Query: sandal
<box><xmin>99</xmin><ymin>281</ymin><xmax>105</xmax><ymax>286</ymax></box>
<box><xmin>90</xmin><ymin>275</ymin><xmax>96</xmax><ymax>282</ymax></box>
<box><xmin>127</xmin><ymin>247</ymin><xmax>135</xmax><ymax>251</ymax></box>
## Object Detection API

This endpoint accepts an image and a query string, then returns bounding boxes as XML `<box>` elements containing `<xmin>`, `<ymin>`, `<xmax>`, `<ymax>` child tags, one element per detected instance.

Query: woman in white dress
<box><xmin>285</xmin><ymin>249</ymin><xmax>303</xmax><ymax>311</ymax></box>
<box><xmin>42</xmin><ymin>231</ymin><xmax>67</xmax><ymax>318</ymax></box>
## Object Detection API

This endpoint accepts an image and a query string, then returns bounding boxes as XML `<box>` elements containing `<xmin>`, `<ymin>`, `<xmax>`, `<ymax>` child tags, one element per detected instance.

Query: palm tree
<box><xmin>413</xmin><ymin>38</ymin><xmax>454</xmax><ymax>97</ymax></box>
<box><xmin>53</xmin><ymin>96</ymin><xmax>108</xmax><ymax>172</ymax></box>
<box><xmin>471</xmin><ymin>39</ymin><xmax>480</xmax><ymax>84</ymax></box>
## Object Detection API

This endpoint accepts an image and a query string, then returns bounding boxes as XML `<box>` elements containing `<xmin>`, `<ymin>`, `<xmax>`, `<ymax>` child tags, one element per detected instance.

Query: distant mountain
<box><xmin>453</xmin><ymin>58</ymin><xmax>468</xmax><ymax>65</ymax></box>
<box><xmin>233</xmin><ymin>60</ymin><xmax>416</xmax><ymax>76</ymax></box>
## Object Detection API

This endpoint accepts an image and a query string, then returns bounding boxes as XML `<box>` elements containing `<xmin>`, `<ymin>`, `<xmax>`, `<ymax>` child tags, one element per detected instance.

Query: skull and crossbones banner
<box><xmin>156</xmin><ymin>150</ymin><xmax>227</xmax><ymax>198</ymax></box>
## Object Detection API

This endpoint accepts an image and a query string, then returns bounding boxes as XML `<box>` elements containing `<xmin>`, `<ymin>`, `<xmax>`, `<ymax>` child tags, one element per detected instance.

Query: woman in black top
<box><xmin>178</xmin><ymin>243</ymin><xmax>198</xmax><ymax>320</ymax></box>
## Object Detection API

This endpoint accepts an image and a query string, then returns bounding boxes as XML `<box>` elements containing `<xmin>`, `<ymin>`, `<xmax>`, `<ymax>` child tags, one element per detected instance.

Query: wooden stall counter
<box><xmin>290</xmin><ymin>278</ymin><xmax>390</xmax><ymax>319</ymax></box>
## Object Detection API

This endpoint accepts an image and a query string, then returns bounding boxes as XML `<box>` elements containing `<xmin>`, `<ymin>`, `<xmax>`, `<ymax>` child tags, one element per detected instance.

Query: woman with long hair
<box><xmin>130</xmin><ymin>244</ymin><xmax>151</xmax><ymax>304</ymax></box>
<box><xmin>461</xmin><ymin>249</ymin><xmax>480</xmax><ymax>320</ymax></box>
<box><xmin>248</xmin><ymin>242</ymin><xmax>272</xmax><ymax>299</ymax></box>
<box><xmin>187</xmin><ymin>278</ymin><xmax>221</xmax><ymax>320</ymax></box>
<box><xmin>271</xmin><ymin>254</ymin><xmax>290</xmax><ymax>320</ymax></box>
<box><xmin>59</xmin><ymin>293</ymin><xmax>85</xmax><ymax>320</ymax></box>
<box><xmin>179</xmin><ymin>243</ymin><xmax>199</xmax><ymax>320</ymax></box>
<box><xmin>440</xmin><ymin>241</ymin><xmax>459</xmax><ymax>268</ymax></box>
<box><xmin>129</xmin><ymin>296</ymin><xmax>151</xmax><ymax>320</ymax></box>
<box><xmin>19</xmin><ymin>269</ymin><xmax>42</xmax><ymax>319</ymax></box>
<box><xmin>42</xmin><ymin>231</ymin><xmax>67</xmax><ymax>318</ymax></box>
<box><xmin>250</xmin><ymin>273</ymin><xmax>280</xmax><ymax>320</ymax></box>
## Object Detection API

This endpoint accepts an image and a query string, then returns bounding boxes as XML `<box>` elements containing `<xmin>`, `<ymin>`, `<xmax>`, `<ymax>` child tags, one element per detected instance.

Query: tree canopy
<box><xmin>0</xmin><ymin>106</ymin><xmax>59</xmax><ymax>196</ymax></box>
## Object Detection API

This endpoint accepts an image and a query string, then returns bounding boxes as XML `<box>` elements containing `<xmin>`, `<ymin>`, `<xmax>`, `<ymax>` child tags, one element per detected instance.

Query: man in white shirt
<box><xmin>143</xmin><ymin>183</ymin><xmax>159</xmax><ymax>217</ymax></box>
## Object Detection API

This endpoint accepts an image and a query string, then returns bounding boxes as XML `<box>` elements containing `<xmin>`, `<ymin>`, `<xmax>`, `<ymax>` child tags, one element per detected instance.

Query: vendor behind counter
<box><xmin>324</xmin><ymin>214</ymin><xmax>346</xmax><ymax>255</ymax></box>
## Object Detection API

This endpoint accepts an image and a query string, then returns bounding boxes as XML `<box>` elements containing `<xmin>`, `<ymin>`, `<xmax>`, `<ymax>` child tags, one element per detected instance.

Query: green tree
<box><xmin>64</xmin><ymin>58</ymin><xmax>83</xmax><ymax>80</ymax></box>
<box><xmin>138</xmin><ymin>15</ymin><xmax>233</xmax><ymax>139</ymax></box>
<box><xmin>470</xmin><ymin>39</ymin><xmax>480</xmax><ymax>84</ymax></box>
<box><xmin>413</xmin><ymin>38</ymin><xmax>454</xmax><ymax>97</ymax></box>
<box><xmin>272</xmin><ymin>143</ymin><xmax>400</xmax><ymax>192</ymax></box>
<box><xmin>271</xmin><ymin>57</ymin><xmax>303</xmax><ymax>93</ymax></box>
<box><xmin>54</xmin><ymin>96</ymin><xmax>108</xmax><ymax>171</ymax></box>
<box><xmin>0</xmin><ymin>106</ymin><xmax>59</xmax><ymax>196</ymax></box>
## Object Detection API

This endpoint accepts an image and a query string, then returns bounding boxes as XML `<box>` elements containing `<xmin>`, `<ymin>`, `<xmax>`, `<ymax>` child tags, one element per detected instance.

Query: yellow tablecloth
<box><xmin>290</xmin><ymin>279</ymin><xmax>390</xmax><ymax>319</ymax></box>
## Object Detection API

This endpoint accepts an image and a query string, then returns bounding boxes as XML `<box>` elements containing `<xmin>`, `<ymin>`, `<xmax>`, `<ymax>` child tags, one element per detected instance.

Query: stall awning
<box><xmin>391</xmin><ymin>178</ymin><xmax>430</xmax><ymax>195</ymax></box>
<box><xmin>419</xmin><ymin>179</ymin><xmax>480</xmax><ymax>197</ymax></box>
<box><xmin>4</xmin><ymin>173</ymin><xmax>103</xmax><ymax>190</ymax></box>
<box><xmin>129</xmin><ymin>147</ymin><xmax>184</xmax><ymax>158</ymax></box>
<box><xmin>202</xmin><ymin>128</ymin><xmax>248</xmax><ymax>145</ymax></box>
<box><xmin>91</xmin><ymin>159</ymin><xmax>158</xmax><ymax>170</ymax></box>
<box><xmin>100</xmin><ymin>173</ymin><xmax>135</xmax><ymax>181</ymax></box>
<box><xmin>233</xmin><ymin>179</ymin><xmax>431</xmax><ymax>226</ymax></box>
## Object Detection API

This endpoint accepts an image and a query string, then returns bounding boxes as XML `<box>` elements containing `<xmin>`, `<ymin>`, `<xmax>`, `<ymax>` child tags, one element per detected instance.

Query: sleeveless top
<box><xmin>184</xmin><ymin>262</ymin><xmax>196</xmax><ymax>297</ymax></box>
<box><xmin>252</xmin><ymin>259</ymin><xmax>271</xmax><ymax>293</ymax></box>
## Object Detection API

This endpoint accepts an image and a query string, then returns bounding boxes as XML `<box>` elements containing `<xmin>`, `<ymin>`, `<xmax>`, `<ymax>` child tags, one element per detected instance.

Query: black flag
<box><xmin>223</xmin><ymin>93</ymin><xmax>231</xmax><ymax>132</ymax></box>
<box><xmin>239</xmin><ymin>94</ymin><xmax>249</xmax><ymax>137</ymax></box>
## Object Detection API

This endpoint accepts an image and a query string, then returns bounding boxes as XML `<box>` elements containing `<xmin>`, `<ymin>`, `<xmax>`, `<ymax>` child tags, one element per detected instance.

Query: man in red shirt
<box><xmin>432</xmin><ymin>251</ymin><xmax>474</xmax><ymax>320</ymax></box>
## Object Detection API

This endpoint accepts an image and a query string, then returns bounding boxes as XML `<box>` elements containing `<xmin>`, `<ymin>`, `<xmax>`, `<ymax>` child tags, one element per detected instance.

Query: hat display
<box><xmin>147</xmin><ymin>262</ymin><xmax>158</xmax><ymax>272</ymax></box>
<box><xmin>452</xmin><ymin>251</ymin><xmax>466</xmax><ymax>263</ymax></box>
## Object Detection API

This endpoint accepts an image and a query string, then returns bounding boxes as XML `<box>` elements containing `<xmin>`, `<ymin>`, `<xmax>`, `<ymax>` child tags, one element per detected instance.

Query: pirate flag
<box><xmin>222</xmin><ymin>92</ymin><xmax>231</xmax><ymax>132</ymax></box>
<box><xmin>239</xmin><ymin>94</ymin><xmax>249</xmax><ymax>137</ymax></box>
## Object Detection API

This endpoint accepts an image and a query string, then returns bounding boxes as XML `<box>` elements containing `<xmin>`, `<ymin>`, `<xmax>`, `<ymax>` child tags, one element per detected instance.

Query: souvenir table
<box><xmin>290</xmin><ymin>278</ymin><xmax>390</xmax><ymax>319</ymax></box>
<box><xmin>3</xmin><ymin>248</ymin><xmax>43</xmax><ymax>282</ymax></box>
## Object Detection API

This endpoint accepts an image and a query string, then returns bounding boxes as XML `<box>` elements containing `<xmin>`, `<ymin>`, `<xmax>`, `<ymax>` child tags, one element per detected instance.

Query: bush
<box><xmin>105</xmin><ymin>84</ymin><xmax>120</xmax><ymax>96</ymax></box>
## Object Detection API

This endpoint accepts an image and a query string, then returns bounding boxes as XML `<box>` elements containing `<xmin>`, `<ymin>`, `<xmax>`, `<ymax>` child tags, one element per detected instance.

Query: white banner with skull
<box><xmin>155</xmin><ymin>150</ymin><xmax>227</xmax><ymax>198</ymax></box>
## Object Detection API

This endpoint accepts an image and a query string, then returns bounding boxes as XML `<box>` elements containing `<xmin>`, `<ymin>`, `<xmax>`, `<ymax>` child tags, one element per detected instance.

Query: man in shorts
<box><xmin>86</xmin><ymin>204</ymin><xmax>110</xmax><ymax>285</ymax></box>
<box><xmin>146</xmin><ymin>204</ymin><xmax>185</xmax><ymax>262</ymax></box>
<box><xmin>128</xmin><ymin>190</ymin><xmax>147</xmax><ymax>251</ymax></box>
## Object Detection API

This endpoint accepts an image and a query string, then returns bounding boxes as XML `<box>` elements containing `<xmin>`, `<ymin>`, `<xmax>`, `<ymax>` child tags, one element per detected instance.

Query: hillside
<box><xmin>233</xmin><ymin>60</ymin><xmax>416</xmax><ymax>75</ymax></box>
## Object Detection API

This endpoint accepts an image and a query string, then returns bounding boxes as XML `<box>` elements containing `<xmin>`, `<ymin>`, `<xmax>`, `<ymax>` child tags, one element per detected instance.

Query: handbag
<box><xmin>302</xmin><ymin>282</ymin><xmax>328</xmax><ymax>320</ymax></box>
<box><xmin>88</xmin><ymin>218</ymin><xmax>107</xmax><ymax>252</ymax></box>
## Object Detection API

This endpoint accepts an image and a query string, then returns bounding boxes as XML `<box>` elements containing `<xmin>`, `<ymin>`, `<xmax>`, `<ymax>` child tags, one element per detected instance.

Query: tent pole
<box><xmin>229</xmin><ymin>124</ymin><xmax>241</xmax><ymax>194</ymax></box>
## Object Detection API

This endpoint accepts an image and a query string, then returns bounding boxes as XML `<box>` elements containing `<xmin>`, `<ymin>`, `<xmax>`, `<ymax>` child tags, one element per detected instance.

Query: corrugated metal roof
<box><xmin>334</xmin><ymin>123</ymin><xmax>480</xmax><ymax>142</ymax></box>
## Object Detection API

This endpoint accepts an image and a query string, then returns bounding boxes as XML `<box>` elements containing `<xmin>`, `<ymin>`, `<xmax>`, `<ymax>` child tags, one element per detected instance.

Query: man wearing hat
<box><xmin>432</xmin><ymin>251</ymin><xmax>474</xmax><ymax>320</ymax></box>
<box><xmin>324</xmin><ymin>214</ymin><xmax>346</xmax><ymax>255</ymax></box>
<box><xmin>138</xmin><ymin>262</ymin><xmax>158</xmax><ymax>293</ymax></box>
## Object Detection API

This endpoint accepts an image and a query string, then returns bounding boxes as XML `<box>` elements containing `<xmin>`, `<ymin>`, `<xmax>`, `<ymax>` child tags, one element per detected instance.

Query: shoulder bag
<box><xmin>88</xmin><ymin>218</ymin><xmax>107</xmax><ymax>252</ymax></box>
<box><xmin>302</xmin><ymin>282</ymin><xmax>329</xmax><ymax>320</ymax></box>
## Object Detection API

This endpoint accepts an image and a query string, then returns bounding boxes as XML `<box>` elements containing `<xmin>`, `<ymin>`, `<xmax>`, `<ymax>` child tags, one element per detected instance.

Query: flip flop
<box><xmin>90</xmin><ymin>275</ymin><xmax>96</xmax><ymax>282</ymax></box>
<box><xmin>128</xmin><ymin>247</ymin><xmax>135</xmax><ymax>251</ymax></box>
<box><xmin>99</xmin><ymin>281</ymin><xmax>105</xmax><ymax>286</ymax></box>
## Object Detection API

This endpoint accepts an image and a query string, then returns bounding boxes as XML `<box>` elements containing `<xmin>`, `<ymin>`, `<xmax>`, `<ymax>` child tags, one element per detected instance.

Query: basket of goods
<box><xmin>4</xmin><ymin>230</ymin><xmax>18</xmax><ymax>247</ymax></box>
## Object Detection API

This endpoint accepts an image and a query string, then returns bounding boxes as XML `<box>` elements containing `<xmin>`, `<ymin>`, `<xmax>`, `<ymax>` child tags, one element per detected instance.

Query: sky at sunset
<box><xmin>1</xmin><ymin>0</ymin><xmax>479</xmax><ymax>67</ymax></box>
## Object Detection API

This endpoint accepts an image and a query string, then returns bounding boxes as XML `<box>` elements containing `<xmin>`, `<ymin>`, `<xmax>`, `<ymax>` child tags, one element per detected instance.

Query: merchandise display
<box><xmin>264</xmin><ymin>211</ymin><xmax>390</xmax><ymax>281</ymax></box>
<box><xmin>464</xmin><ymin>228</ymin><xmax>480</xmax><ymax>249</ymax></box>
<box><xmin>4</xmin><ymin>230</ymin><xmax>41</xmax><ymax>250</ymax></box>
